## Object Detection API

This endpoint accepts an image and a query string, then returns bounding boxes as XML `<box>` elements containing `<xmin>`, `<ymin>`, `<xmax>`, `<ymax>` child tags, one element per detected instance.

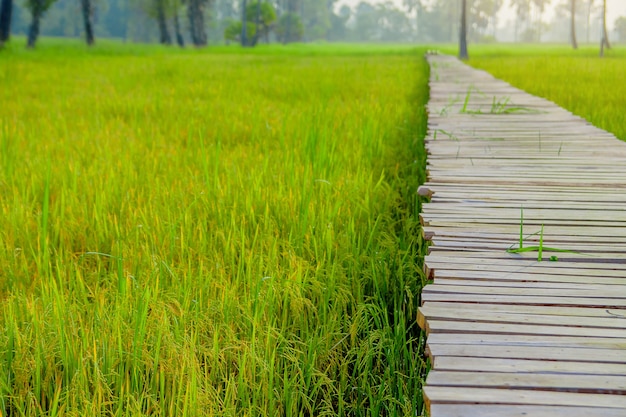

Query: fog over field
<box><xmin>2</xmin><ymin>0</ymin><xmax>626</xmax><ymax>46</ymax></box>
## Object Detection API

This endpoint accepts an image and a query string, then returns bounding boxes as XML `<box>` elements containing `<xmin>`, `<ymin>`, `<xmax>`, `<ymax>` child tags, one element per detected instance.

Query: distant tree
<box><xmin>275</xmin><ymin>12</ymin><xmax>303</xmax><ymax>43</ymax></box>
<box><xmin>403</xmin><ymin>0</ymin><xmax>421</xmax><ymax>39</ymax></box>
<box><xmin>25</xmin><ymin>0</ymin><xmax>58</xmax><ymax>47</ymax></box>
<box><xmin>375</xmin><ymin>2</ymin><xmax>413</xmax><ymax>41</ymax></box>
<box><xmin>173</xmin><ymin>10</ymin><xmax>184</xmax><ymax>46</ymax></box>
<box><xmin>101</xmin><ymin>0</ymin><xmax>131</xmax><ymax>40</ymax></box>
<box><xmin>155</xmin><ymin>0</ymin><xmax>171</xmax><ymax>44</ymax></box>
<box><xmin>584</xmin><ymin>0</ymin><xmax>595</xmax><ymax>43</ymax></box>
<box><xmin>531</xmin><ymin>0</ymin><xmax>551</xmax><ymax>42</ymax></box>
<box><xmin>459</xmin><ymin>0</ymin><xmax>468</xmax><ymax>59</ymax></box>
<box><xmin>599</xmin><ymin>0</ymin><xmax>609</xmax><ymax>55</ymax></box>
<box><xmin>510</xmin><ymin>0</ymin><xmax>528</xmax><ymax>42</ymax></box>
<box><xmin>225</xmin><ymin>2</ymin><xmax>275</xmax><ymax>45</ymax></box>
<box><xmin>328</xmin><ymin>4</ymin><xmax>350</xmax><ymax>41</ymax></box>
<box><xmin>301</xmin><ymin>0</ymin><xmax>331</xmax><ymax>40</ymax></box>
<box><xmin>570</xmin><ymin>0</ymin><xmax>577</xmax><ymax>48</ymax></box>
<box><xmin>245</xmin><ymin>1</ymin><xmax>276</xmax><ymax>43</ymax></box>
<box><xmin>468</xmin><ymin>0</ymin><xmax>503</xmax><ymax>42</ymax></box>
<box><xmin>187</xmin><ymin>0</ymin><xmax>207</xmax><ymax>46</ymax></box>
<box><xmin>490</xmin><ymin>0</ymin><xmax>503</xmax><ymax>39</ymax></box>
<box><xmin>0</xmin><ymin>0</ymin><xmax>12</xmax><ymax>42</ymax></box>
<box><xmin>615</xmin><ymin>16</ymin><xmax>626</xmax><ymax>43</ymax></box>
<box><xmin>353</xmin><ymin>2</ymin><xmax>377</xmax><ymax>40</ymax></box>
<box><xmin>80</xmin><ymin>0</ymin><xmax>95</xmax><ymax>45</ymax></box>
<box><xmin>415</xmin><ymin>0</ymin><xmax>458</xmax><ymax>43</ymax></box>
<box><xmin>224</xmin><ymin>19</ymin><xmax>257</xmax><ymax>43</ymax></box>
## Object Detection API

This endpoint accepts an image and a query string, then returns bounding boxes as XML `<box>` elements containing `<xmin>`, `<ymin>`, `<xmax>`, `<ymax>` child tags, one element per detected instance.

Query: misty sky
<box><xmin>336</xmin><ymin>0</ymin><xmax>626</xmax><ymax>31</ymax></box>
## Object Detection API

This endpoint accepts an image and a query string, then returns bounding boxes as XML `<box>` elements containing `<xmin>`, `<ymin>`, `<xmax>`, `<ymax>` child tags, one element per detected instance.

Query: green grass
<box><xmin>0</xmin><ymin>41</ymin><xmax>429</xmax><ymax>415</ymax></box>
<box><xmin>461</xmin><ymin>44</ymin><xmax>626</xmax><ymax>140</ymax></box>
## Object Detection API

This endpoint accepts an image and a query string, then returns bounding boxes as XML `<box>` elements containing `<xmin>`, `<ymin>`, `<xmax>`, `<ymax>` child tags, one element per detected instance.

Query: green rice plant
<box><xmin>0</xmin><ymin>41</ymin><xmax>429</xmax><ymax>416</ymax></box>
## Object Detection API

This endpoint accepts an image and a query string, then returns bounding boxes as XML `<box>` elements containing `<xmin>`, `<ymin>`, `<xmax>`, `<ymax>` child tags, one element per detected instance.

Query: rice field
<box><xmin>0</xmin><ymin>43</ymin><xmax>430</xmax><ymax>416</ymax></box>
<box><xmin>465</xmin><ymin>45</ymin><xmax>626</xmax><ymax>140</ymax></box>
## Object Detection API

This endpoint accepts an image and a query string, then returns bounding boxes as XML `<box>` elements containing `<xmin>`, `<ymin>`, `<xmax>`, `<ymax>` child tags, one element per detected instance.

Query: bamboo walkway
<box><xmin>418</xmin><ymin>54</ymin><xmax>626</xmax><ymax>417</ymax></box>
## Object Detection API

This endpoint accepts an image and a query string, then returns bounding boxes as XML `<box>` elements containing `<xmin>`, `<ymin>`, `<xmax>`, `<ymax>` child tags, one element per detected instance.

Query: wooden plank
<box><xmin>432</xmin><ymin>356</ymin><xmax>626</xmax><ymax>376</ymax></box>
<box><xmin>420</xmin><ymin>301</ymin><xmax>626</xmax><ymax>318</ymax></box>
<box><xmin>419</xmin><ymin>305</ymin><xmax>626</xmax><ymax>329</ymax></box>
<box><xmin>430</xmin><ymin>238</ymin><xmax>624</xmax><ymax>254</ymax></box>
<box><xmin>429</xmin><ymin>278</ymin><xmax>626</xmax><ymax>290</ymax></box>
<box><xmin>422</xmin><ymin>181</ymin><xmax>626</xmax><ymax>193</ymax></box>
<box><xmin>426</xmin><ymin>344</ymin><xmax>626</xmax><ymax>363</ymax></box>
<box><xmin>430</xmin><ymin>269</ymin><xmax>626</xmax><ymax>285</ymax></box>
<box><xmin>425</xmin><ymin>252</ymin><xmax>626</xmax><ymax>264</ymax></box>
<box><xmin>425</xmin><ymin>319</ymin><xmax>626</xmax><ymax>338</ymax></box>
<box><xmin>429</xmin><ymin>404</ymin><xmax>626</xmax><ymax>417</ymax></box>
<box><xmin>425</xmin><ymin>259</ymin><xmax>626</xmax><ymax>276</ymax></box>
<box><xmin>424</xmin><ymin>229</ymin><xmax>626</xmax><ymax>244</ymax></box>
<box><xmin>427</xmin><ymin>333</ymin><xmax>626</xmax><ymax>349</ymax></box>
<box><xmin>422</xmin><ymin>293</ymin><xmax>626</xmax><ymax>308</ymax></box>
<box><xmin>424</xmin><ymin>386</ymin><xmax>626</xmax><ymax>409</ymax></box>
<box><xmin>426</xmin><ymin>371</ymin><xmax>626</xmax><ymax>393</ymax></box>
<box><xmin>422</xmin><ymin>283</ymin><xmax>626</xmax><ymax>299</ymax></box>
<box><xmin>422</xmin><ymin>215</ymin><xmax>626</xmax><ymax>228</ymax></box>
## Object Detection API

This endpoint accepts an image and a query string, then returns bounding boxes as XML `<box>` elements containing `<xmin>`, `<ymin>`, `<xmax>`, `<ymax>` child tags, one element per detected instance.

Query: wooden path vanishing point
<box><xmin>418</xmin><ymin>54</ymin><xmax>626</xmax><ymax>417</ymax></box>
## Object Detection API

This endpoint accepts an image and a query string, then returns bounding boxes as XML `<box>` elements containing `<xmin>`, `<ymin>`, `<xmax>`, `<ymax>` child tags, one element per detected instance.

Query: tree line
<box><xmin>0</xmin><ymin>0</ymin><xmax>423</xmax><ymax>47</ymax></box>
<box><xmin>0</xmin><ymin>0</ymin><xmax>623</xmax><ymax>49</ymax></box>
<box><xmin>458</xmin><ymin>0</ymin><xmax>613</xmax><ymax>58</ymax></box>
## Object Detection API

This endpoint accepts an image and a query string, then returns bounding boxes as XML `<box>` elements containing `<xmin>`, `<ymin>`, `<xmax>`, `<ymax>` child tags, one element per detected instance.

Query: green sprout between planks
<box><xmin>507</xmin><ymin>207</ymin><xmax>583</xmax><ymax>262</ymax></box>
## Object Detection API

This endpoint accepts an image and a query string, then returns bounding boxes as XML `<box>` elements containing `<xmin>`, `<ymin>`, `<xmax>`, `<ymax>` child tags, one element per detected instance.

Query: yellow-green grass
<box><xmin>0</xmin><ymin>42</ymin><xmax>429</xmax><ymax>415</ymax></box>
<box><xmin>462</xmin><ymin>45</ymin><xmax>626</xmax><ymax>140</ymax></box>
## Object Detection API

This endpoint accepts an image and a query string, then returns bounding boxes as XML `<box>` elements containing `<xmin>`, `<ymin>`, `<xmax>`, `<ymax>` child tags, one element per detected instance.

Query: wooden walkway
<box><xmin>418</xmin><ymin>54</ymin><xmax>626</xmax><ymax>416</ymax></box>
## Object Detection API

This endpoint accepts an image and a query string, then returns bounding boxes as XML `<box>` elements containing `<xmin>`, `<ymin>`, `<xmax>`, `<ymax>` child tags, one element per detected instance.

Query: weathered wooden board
<box><xmin>427</xmin><ymin>333</ymin><xmax>626</xmax><ymax>349</ymax></box>
<box><xmin>419</xmin><ymin>54</ymin><xmax>626</xmax><ymax>416</ymax></box>
<box><xmin>421</xmin><ymin>301</ymin><xmax>626</xmax><ymax>317</ymax></box>
<box><xmin>426</xmin><ymin>371</ymin><xmax>626</xmax><ymax>393</ymax></box>
<box><xmin>424</xmin><ymin>386</ymin><xmax>626</xmax><ymax>408</ymax></box>
<box><xmin>424</xmin><ymin>319</ymin><xmax>626</xmax><ymax>338</ymax></box>
<box><xmin>429</xmin><ymin>404</ymin><xmax>626</xmax><ymax>417</ymax></box>
<box><xmin>418</xmin><ymin>305</ymin><xmax>626</xmax><ymax>329</ymax></box>
<box><xmin>432</xmin><ymin>356</ymin><xmax>626</xmax><ymax>375</ymax></box>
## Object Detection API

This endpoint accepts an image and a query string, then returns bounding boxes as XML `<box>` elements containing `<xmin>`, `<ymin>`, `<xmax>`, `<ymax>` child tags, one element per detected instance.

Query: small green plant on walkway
<box><xmin>506</xmin><ymin>207</ymin><xmax>584</xmax><ymax>262</ymax></box>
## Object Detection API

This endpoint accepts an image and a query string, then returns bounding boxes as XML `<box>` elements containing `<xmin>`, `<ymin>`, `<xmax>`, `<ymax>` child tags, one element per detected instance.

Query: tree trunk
<box><xmin>80</xmin><ymin>0</ymin><xmax>95</xmax><ymax>45</ymax></box>
<box><xmin>173</xmin><ymin>12</ymin><xmax>184</xmax><ymax>46</ymax></box>
<box><xmin>254</xmin><ymin>0</ymin><xmax>261</xmax><ymax>45</ymax></box>
<box><xmin>459</xmin><ymin>0</ymin><xmax>468</xmax><ymax>60</ymax></box>
<box><xmin>27</xmin><ymin>5</ymin><xmax>41</xmax><ymax>48</ymax></box>
<box><xmin>0</xmin><ymin>0</ymin><xmax>12</xmax><ymax>42</ymax></box>
<box><xmin>187</xmin><ymin>1</ymin><xmax>197</xmax><ymax>44</ymax></box>
<box><xmin>241</xmin><ymin>0</ymin><xmax>248</xmax><ymax>46</ymax></box>
<box><xmin>156</xmin><ymin>0</ymin><xmax>172</xmax><ymax>45</ymax></box>
<box><xmin>570</xmin><ymin>0</ymin><xmax>577</xmax><ymax>49</ymax></box>
<box><xmin>187</xmin><ymin>0</ymin><xmax>206</xmax><ymax>46</ymax></box>
<box><xmin>600</xmin><ymin>0</ymin><xmax>610</xmax><ymax>53</ymax></box>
